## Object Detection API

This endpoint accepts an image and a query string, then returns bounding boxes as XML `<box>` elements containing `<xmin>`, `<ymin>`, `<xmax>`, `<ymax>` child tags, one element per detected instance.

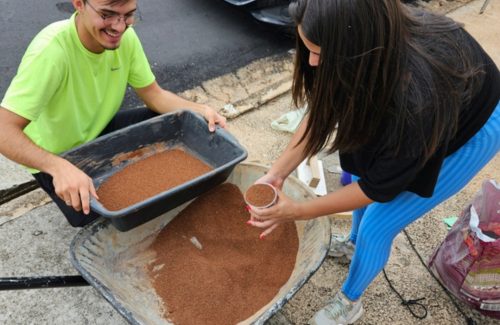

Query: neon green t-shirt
<box><xmin>1</xmin><ymin>13</ymin><xmax>155</xmax><ymax>172</ymax></box>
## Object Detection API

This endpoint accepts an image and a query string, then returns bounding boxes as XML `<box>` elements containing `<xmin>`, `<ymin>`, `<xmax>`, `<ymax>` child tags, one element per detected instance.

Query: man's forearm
<box><xmin>0</xmin><ymin>110</ymin><xmax>62</xmax><ymax>175</ymax></box>
<box><xmin>136</xmin><ymin>82</ymin><xmax>207</xmax><ymax>115</ymax></box>
<box><xmin>153</xmin><ymin>89</ymin><xmax>207</xmax><ymax>115</ymax></box>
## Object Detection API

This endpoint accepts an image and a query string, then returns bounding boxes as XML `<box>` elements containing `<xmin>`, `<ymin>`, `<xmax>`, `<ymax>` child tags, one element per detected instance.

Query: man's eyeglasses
<box><xmin>86</xmin><ymin>1</ymin><xmax>137</xmax><ymax>26</ymax></box>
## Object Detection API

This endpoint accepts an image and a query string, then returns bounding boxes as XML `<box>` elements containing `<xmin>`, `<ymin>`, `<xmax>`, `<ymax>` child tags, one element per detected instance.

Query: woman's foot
<box><xmin>309</xmin><ymin>291</ymin><xmax>364</xmax><ymax>325</ymax></box>
<box><xmin>328</xmin><ymin>235</ymin><xmax>355</xmax><ymax>260</ymax></box>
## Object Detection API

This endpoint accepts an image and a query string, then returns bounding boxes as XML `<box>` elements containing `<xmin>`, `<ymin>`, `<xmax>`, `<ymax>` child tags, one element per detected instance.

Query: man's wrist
<box><xmin>41</xmin><ymin>155</ymin><xmax>66</xmax><ymax>176</ymax></box>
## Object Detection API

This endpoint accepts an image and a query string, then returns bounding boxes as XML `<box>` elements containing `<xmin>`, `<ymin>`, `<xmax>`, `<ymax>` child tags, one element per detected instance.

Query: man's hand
<box><xmin>0</xmin><ymin>108</ymin><xmax>100</xmax><ymax>215</ymax></box>
<box><xmin>49</xmin><ymin>159</ymin><xmax>99</xmax><ymax>215</ymax></box>
<box><xmin>201</xmin><ymin>105</ymin><xmax>227</xmax><ymax>132</ymax></box>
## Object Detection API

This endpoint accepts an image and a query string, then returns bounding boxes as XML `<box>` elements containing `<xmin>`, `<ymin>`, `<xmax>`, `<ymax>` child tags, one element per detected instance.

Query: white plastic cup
<box><xmin>244</xmin><ymin>183</ymin><xmax>278</xmax><ymax>209</ymax></box>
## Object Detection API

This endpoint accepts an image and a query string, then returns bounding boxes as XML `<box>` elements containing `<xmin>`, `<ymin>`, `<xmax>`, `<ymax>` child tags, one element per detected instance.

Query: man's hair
<box><xmin>289</xmin><ymin>0</ymin><xmax>483</xmax><ymax>162</ymax></box>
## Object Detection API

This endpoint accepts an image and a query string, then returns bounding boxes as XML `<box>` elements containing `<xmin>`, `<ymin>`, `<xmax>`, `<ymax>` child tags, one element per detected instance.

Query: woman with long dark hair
<box><xmin>247</xmin><ymin>0</ymin><xmax>500</xmax><ymax>324</ymax></box>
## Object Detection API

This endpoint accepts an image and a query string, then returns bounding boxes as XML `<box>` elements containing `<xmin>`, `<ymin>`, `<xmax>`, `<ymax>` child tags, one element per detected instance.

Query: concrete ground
<box><xmin>1</xmin><ymin>0</ymin><xmax>499</xmax><ymax>324</ymax></box>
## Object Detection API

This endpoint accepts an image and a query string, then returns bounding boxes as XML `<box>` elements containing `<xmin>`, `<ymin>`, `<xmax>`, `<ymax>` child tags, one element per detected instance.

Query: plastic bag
<box><xmin>270</xmin><ymin>107</ymin><xmax>306</xmax><ymax>133</ymax></box>
<box><xmin>428</xmin><ymin>180</ymin><xmax>500</xmax><ymax>319</ymax></box>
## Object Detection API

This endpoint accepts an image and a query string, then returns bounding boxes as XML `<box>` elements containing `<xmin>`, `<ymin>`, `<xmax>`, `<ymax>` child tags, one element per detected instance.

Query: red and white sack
<box><xmin>428</xmin><ymin>180</ymin><xmax>500</xmax><ymax>319</ymax></box>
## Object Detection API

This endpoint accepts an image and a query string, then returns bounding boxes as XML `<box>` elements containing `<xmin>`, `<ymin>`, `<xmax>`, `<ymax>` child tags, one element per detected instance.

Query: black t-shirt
<box><xmin>340</xmin><ymin>29</ymin><xmax>500</xmax><ymax>202</ymax></box>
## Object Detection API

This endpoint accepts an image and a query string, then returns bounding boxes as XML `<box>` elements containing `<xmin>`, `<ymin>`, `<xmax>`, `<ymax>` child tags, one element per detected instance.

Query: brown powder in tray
<box><xmin>97</xmin><ymin>149</ymin><xmax>212</xmax><ymax>211</ymax></box>
<box><xmin>147</xmin><ymin>183</ymin><xmax>299</xmax><ymax>325</ymax></box>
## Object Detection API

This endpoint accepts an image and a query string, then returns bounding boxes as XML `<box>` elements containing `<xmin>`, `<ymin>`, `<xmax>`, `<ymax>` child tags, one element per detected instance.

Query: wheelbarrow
<box><xmin>1</xmin><ymin>163</ymin><xmax>331</xmax><ymax>324</ymax></box>
<box><xmin>0</xmin><ymin>111</ymin><xmax>331</xmax><ymax>323</ymax></box>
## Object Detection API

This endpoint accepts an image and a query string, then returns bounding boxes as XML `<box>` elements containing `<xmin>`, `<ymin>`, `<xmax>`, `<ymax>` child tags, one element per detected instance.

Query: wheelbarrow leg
<box><xmin>0</xmin><ymin>276</ymin><xmax>89</xmax><ymax>290</ymax></box>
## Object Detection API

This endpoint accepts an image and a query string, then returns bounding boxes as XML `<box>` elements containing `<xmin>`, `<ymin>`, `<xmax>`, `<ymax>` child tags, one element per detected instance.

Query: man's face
<box><xmin>73</xmin><ymin>0</ymin><xmax>137</xmax><ymax>53</ymax></box>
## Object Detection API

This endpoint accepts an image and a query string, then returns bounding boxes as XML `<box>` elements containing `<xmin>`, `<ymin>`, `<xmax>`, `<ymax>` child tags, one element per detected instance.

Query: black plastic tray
<box><xmin>62</xmin><ymin>110</ymin><xmax>247</xmax><ymax>231</ymax></box>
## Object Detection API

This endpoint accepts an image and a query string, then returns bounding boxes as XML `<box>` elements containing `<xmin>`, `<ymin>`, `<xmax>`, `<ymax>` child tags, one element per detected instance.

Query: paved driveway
<box><xmin>0</xmin><ymin>0</ymin><xmax>293</xmax><ymax>104</ymax></box>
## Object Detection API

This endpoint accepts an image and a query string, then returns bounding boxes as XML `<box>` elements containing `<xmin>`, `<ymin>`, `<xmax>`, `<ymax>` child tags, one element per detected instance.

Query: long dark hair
<box><xmin>289</xmin><ymin>0</ymin><xmax>483</xmax><ymax>161</ymax></box>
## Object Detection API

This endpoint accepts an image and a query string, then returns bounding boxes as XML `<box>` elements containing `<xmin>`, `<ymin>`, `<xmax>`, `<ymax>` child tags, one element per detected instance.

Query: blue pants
<box><xmin>343</xmin><ymin>102</ymin><xmax>500</xmax><ymax>300</ymax></box>
<box><xmin>33</xmin><ymin>108</ymin><xmax>157</xmax><ymax>227</ymax></box>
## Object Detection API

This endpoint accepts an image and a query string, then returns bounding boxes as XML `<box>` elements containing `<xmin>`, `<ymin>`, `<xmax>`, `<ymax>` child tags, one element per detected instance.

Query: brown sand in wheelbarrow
<box><xmin>97</xmin><ymin>149</ymin><xmax>212</xmax><ymax>211</ymax></box>
<box><xmin>147</xmin><ymin>183</ymin><xmax>299</xmax><ymax>325</ymax></box>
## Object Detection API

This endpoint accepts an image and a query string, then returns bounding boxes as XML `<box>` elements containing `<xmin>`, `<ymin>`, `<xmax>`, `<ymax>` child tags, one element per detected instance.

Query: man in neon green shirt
<box><xmin>0</xmin><ymin>0</ymin><xmax>226</xmax><ymax>227</ymax></box>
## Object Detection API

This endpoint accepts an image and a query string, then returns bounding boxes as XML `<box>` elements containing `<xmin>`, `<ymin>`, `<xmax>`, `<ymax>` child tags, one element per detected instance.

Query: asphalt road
<box><xmin>0</xmin><ymin>0</ymin><xmax>294</xmax><ymax>108</ymax></box>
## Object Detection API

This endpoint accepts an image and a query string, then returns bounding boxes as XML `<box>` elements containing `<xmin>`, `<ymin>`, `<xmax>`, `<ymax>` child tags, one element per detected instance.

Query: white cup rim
<box><xmin>244</xmin><ymin>183</ymin><xmax>278</xmax><ymax>209</ymax></box>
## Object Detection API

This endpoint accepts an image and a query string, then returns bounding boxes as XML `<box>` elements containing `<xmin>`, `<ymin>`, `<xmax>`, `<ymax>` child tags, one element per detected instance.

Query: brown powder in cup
<box><xmin>147</xmin><ymin>183</ymin><xmax>298</xmax><ymax>325</ymax></box>
<box><xmin>97</xmin><ymin>149</ymin><xmax>212</xmax><ymax>211</ymax></box>
<box><xmin>245</xmin><ymin>183</ymin><xmax>276</xmax><ymax>207</ymax></box>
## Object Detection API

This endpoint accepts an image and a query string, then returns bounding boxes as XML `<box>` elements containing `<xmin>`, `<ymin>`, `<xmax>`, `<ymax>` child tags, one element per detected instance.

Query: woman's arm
<box><xmin>249</xmin><ymin>181</ymin><xmax>373</xmax><ymax>238</ymax></box>
<box><xmin>260</xmin><ymin>114</ymin><xmax>311</xmax><ymax>188</ymax></box>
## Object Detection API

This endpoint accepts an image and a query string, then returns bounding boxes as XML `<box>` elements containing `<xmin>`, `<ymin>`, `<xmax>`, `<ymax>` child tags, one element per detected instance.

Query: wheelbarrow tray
<box><xmin>61</xmin><ymin>110</ymin><xmax>247</xmax><ymax>231</ymax></box>
<box><xmin>70</xmin><ymin>163</ymin><xmax>331</xmax><ymax>325</ymax></box>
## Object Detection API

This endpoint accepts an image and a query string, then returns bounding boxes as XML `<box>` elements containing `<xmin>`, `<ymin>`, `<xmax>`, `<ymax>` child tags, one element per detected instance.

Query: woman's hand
<box><xmin>254</xmin><ymin>172</ymin><xmax>285</xmax><ymax>191</ymax></box>
<box><xmin>247</xmin><ymin>188</ymin><xmax>305</xmax><ymax>239</ymax></box>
